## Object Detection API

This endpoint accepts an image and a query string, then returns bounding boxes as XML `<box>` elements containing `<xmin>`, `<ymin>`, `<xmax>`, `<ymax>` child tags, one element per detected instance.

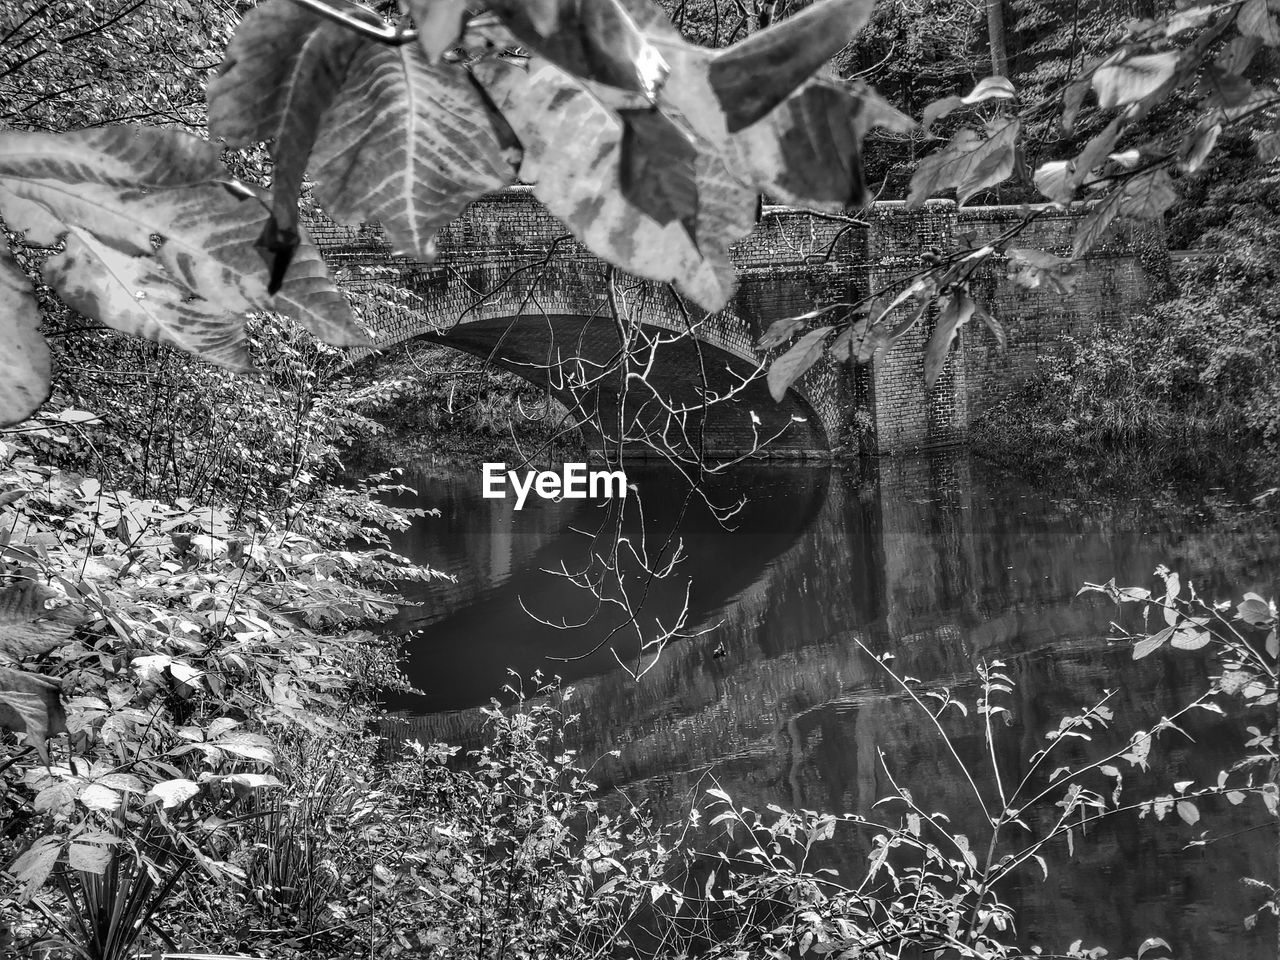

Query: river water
<box><xmin>380</xmin><ymin>454</ymin><xmax>1278</xmax><ymax>958</ymax></box>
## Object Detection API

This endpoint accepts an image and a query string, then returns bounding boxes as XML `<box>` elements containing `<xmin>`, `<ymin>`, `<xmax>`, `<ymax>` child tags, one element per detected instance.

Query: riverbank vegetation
<box><xmin>2</xmin><ymin>0</ymin><xmax>1278</xmax><ymax>955</ymax></box>
<box><xmin>972</xmin><ymin>131</ymin><xmax>1280</xmax><ymax>477</ymax></box>
<box><xmin>345</xmin><ymin>344</ymin><xmax>584</xmax><ymax>469</ymax></box>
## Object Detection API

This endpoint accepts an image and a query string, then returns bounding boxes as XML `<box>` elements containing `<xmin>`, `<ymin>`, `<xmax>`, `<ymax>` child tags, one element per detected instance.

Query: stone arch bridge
<box><xmin>309</xmin><ymin>188</ymin><xmax>1161</xmax><ymax>458</ymax></box>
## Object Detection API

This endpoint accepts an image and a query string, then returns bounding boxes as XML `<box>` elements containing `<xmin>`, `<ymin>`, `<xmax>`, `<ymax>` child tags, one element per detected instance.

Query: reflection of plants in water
<box><xmin>522</xmin><ymin>481</ymin><xmax>732</xmax><ymax>680</ymax></box>
<box><xmin>668</xmin><ymin>578</ymin><xmax>1275</xmax><ymax>958</ymax></box>
<box><xmin>97</xmin><ymin>573</ymin><xmax>1271</xmax><ymax>959</ymax></box>
<box><xmin>692</xmin><ymin>582</ymin><xmax>1276</xmax><ymax>960</ymax></box>
<box><xmin>345</xmin><ymin>575</ymin><xmax>1275</xmax><ymax>960</ymax></box>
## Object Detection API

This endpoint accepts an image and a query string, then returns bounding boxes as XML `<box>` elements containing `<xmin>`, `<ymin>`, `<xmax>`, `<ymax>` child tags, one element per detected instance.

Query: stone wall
<box><xmin>309</xmin><ymin>190</ymin><xmax>1163</xmax><ymax>457</ymax></box>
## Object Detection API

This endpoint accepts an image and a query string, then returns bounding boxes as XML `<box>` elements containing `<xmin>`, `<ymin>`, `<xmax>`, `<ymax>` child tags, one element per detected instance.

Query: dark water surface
<box><xmin>382</xmin><ymin>455</ymin><xmax>1278</xmax><ymax>958</ymax></box>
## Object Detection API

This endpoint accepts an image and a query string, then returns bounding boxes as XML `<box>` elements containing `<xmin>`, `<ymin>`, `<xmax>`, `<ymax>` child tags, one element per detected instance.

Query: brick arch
<box><xmin>326</xmin><ymin>189</ymin><xmax>853</xmax><ymax>456</ymax></box>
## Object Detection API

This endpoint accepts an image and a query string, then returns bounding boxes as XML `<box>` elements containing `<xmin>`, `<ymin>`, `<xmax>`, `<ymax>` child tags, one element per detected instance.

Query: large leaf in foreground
<box><xmin>310</xmin><ymin>38</ymin><xmax>517</xmax><ymax>259</ymax></box>
<box><xmin>618</xmin><ymin>3</ymin><xmax>900</xmax><ymax>212</ymax></box>
<box><xmin>208</xmin><ymin>0</ymin><xmax>360</xmax><ymax>233</ymax></box>
<box><xmin>0</xmin><ymin>250</ymin><xmax>49</xmax><ymax>427</ymax></box>
<box><xmin>43</xmin><ymin>227</ymin><xmax>251</xmax><ymax>371</ymax></box>
<box><xmin>488</xmin><ymin>0</ymin><xmax>668</xmax><ymax>97</ymax></box>
<box><xmin>1239</xmin><ymin>0</ymin><xmax>1280</xmax><ymax>45</ymax></box>
<box><xmin>618</xmin><ymin>108</ymin><xmax>699</xmax><ymax>232</ymax></box>
<box><xmin>475</xmin><ymin>58</ymin><xmax>756</xmax><ymax>312</ymax></box>
<box><xmin>408</xmin><ymin>0</ymin><xmax>470</xmax><ymax>63</ymax></box>
<box><xmin>731</xmin><ymin>79</ymin><xmax>875</xmax><ymax>210</ymax></box>
<box><xmin>0</xmin><ymin>129</ymin><xmax>366</xmax><ymax>348</ymax></box>
<box><xmin>0</xmin><ymin>126</ymin><xmax>222</xmax><ymax>190</ymax></box>
<box><xmin>709</xmin><ymin>0</ymin><xmax>874</xmax><ymax>132</ymax></box>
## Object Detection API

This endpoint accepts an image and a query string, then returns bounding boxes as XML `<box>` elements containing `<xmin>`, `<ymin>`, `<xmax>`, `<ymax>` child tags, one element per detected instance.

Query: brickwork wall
<box><xmin>955</xmin><ymin>205</ymin><xmax>1163</xmax><ymax>424</ymax></box>
<box><xmin>864</xmin><ymin>201</ymin><xmax>960</xmax><ymax>454</ymax></box>
<box><xmin>307</xmin><ymin>189</ymin><xmax>1162</xmax><ymax>458</ymax></box>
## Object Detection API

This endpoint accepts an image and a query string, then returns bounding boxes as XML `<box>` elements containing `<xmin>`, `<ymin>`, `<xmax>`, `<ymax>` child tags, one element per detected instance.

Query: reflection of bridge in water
<box><xmin>384</xmin><ymin>454</ymin><xmax>1276</xmax><ymax>958</ymax></box>
<box><xmin>313</xmin><ymin>190</ymin><xmax>1161</xmax><ymax>456</ymax></box>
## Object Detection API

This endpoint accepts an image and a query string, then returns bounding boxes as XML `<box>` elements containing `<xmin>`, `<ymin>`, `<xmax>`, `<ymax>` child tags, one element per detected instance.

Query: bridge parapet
<box><xmin>308</xmin><ymin>189</ymin><xmax>1163</xmax><ymax>457</ymax></box>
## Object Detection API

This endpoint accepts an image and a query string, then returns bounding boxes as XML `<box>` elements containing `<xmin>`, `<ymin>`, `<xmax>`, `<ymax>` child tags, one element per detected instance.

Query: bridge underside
<box><xmin>420</xmin><ymin>314</ymin><xmax>827</xmax><ymax>457</ymax></box>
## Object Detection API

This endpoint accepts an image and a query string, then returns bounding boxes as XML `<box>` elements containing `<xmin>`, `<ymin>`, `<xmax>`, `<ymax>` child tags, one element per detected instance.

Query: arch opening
<box><xmin>385</xmin><ymin>312</ymin><xmax>832</xmax><ymax>459</ymax></box>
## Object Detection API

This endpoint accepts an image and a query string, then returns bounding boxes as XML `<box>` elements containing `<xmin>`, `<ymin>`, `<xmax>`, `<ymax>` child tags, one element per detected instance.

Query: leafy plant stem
<box><xmin>851</xmin><ymin>634</ymin><xmax>993</xmax><ymax>823</ymax></box>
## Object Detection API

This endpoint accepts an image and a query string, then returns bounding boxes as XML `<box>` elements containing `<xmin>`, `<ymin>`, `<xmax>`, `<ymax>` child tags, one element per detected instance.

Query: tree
<box><xmin>987</xmin><ymin>0</ymin><xmax>1009</xmax><ymax>77</ymax></box>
